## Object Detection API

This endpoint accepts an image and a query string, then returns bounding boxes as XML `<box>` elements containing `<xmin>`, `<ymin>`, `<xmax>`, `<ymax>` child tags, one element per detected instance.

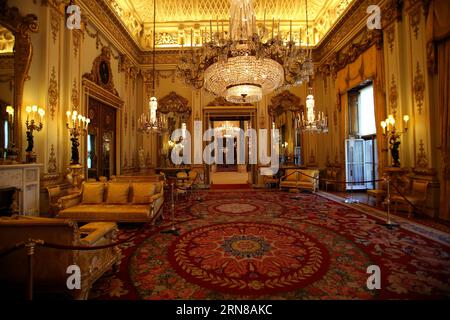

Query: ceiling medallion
<box><xmin>178</xmin><ymin>0</ymin><xmax>314</xmax><ymax>104</ymax></box>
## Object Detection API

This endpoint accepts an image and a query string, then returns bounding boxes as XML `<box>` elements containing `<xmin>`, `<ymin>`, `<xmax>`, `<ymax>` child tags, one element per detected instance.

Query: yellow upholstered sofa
<box><xmin>0</xmin><ymin>216</ymin><xmax>120</xmax><ymax>299</ymax></box>
<box><xmin>279</xmin><ymin>169</ymin><xmax>319</xmax><ymax>192</ymax></box>
<box><xmin>56</xmin><ymin>180</ymin><xmax>164</xmax><ymax>223</ymax></box>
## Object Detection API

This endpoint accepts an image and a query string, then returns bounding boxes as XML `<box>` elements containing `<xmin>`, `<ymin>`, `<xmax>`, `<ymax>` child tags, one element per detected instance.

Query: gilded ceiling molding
<box><xmin>413</xmin><ymin>61</ymin><xmax>425</xmax><ymax>114</ymax></box>
<box><xmin>78</xmin><ymin>0</ymin><xmax>141</xmax><ymax>62</ymax></box>
<box><xmin>416</xmin><ymin>139</ymin><xmax>428</xmax><ymax>168</ymax></box>
<box><xmin>48</xmin><ymin>66</ymin><xmax>58</xmax><ymax>120</ymax></box>
<box><xmin>320</xmin><ymin>30</ymin><xmax>382</xmax><ymax>78</ymax></box>
<box><xmin>268</xmin><ymin>90</ymin><xmax>302</xmax><ymax>117</ymax></box>
<box><xmin>50</xmin><ymin>8</ymin><xmax>60</xmax><ymax>44</ymax></box>
<box><xmin>389</xmin><ymin>75</ymin><xmax>398</xmax><ymax>118</ymax></box>
<box><xmin>314</xmin><ymin>0</ymin><xmax>382</xmax><ymax>63</ymax></box>
<box><xmin>381</xmin><ymin>0</ymin><xmax>404</xmax><ymax>28</ymax></box>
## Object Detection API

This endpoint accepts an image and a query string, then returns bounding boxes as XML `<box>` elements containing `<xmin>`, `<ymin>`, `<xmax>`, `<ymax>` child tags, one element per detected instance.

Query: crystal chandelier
<box><xmin>298</xmin><ymin>87</ymin><xmax>328</xmax><ymax>133</ymax></box>
<box><xmin>178</xmin><ymin>0</ymin><xmax>314</xmax><ymax>103</ymax></box>
<box><xmin>138</xmin><ymin>0</ymin><xmax>163</xmax><ymax>133</ymax></box>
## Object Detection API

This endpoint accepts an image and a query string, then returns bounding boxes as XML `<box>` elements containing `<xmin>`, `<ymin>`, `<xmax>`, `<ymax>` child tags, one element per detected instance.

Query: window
<box><xmin>358</xmin><ymin>84</ymin><xmax>376</xmax><ymax>136</ymax></box>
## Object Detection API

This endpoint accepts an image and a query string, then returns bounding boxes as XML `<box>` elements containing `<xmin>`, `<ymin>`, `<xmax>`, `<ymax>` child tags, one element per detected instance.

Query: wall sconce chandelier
<box><xmin>177</xmin><ymin>0</ymin><xmax>314</xmax><ymax>104</ymax></box>
<box><xmin>25</xmin><ymin>105</ymin><xmax>45</xmax><ymax>163</ymax></box>
<box><xmin>380</xmin><ymin>114</ymin><xmax>409</xmax><ymax>167</ymax></box>
<box><xmin>66</xmin><ymin>110</ymin><xmax>90</xmax><ymax>165</ymax></box>
<box><xmin>298</xmin><ymin>87</ymin><xmax>328</xmax><ymax>133</ymax></box>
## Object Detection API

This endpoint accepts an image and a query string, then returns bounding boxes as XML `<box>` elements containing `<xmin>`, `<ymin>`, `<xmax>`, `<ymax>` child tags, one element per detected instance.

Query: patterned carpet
<box><xmin>90</xmin><ymin>190</ymin><xmax>450</xmax><ymax>300</ymax></box>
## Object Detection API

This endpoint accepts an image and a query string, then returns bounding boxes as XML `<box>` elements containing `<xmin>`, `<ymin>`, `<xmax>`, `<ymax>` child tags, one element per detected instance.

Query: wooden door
<box><xmin>87</xmin><ymin>98</ymin><xmax>116</xmax><ymax>180</ymax></box>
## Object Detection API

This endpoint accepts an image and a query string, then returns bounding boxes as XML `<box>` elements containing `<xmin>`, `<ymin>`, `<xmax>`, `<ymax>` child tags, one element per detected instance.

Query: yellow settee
<box><xmin>279</xmin><ymin>169</ymin><xmax>319</xmax><ymax>192</ymax></box>
<box><xmin>56</xmin><ymin>180</ymin><xmax>164</xmax><ymax>223</ymax></box>
<box><xmin>0</xmin><ymin>216</ymin><xmax>120</xmax><ymax>299</ymax></box>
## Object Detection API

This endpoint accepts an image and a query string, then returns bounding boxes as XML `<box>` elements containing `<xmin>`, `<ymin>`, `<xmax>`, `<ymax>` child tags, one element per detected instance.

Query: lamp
<box><xmin>138</xmin><ymin>0</ymin><xmax>164</xmax><ymax>133</ymax></box>
<box><xmin>298</xmin><ymin>87</ymin><xmax>328</xmax><ymax>133</ymax></box>
<box><xmin>177</xmin><ymin>0</ymin><xmax>314</xmax><ymax>103</ymax></box>
<box><xmin>380</xmin><ymin>114</ymin><xmax>409</xmax><ymax>167</ymax></box>
<box><xmin>65</xmin><ymin>110</ymin><xmax>90</xmax><ymax>165</ymax></box>
<box><xmin>25</xmin><ymin>105</ymin><xmax>45</xmax><ymax>163</ymax></box>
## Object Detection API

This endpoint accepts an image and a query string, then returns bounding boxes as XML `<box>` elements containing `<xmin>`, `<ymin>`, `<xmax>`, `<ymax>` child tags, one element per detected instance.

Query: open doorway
<box><xmin>345</xmin><ymin>81</ymin><xmax>378</xmax><ymax>190</ymax></box>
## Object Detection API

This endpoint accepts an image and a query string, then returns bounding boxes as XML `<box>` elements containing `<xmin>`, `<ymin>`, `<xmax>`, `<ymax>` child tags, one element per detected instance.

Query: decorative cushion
<box><xmin>82</xmin><ymin>183</ymin><xmax>105</xmax><ymax>204</ymax></box>
<box><xmin>131</xmin><ymin>183</ymin><xmax>156</xmax><ymax>204</ymax></box>
<box><xmin>106</xmin><ymin>183</ymin><xmax>130</xmax><ymax>204</ymax></box>
<box><xmin>285</xmin><ymin>170</ymin><xmax>298</xmax><ymax>181</ymax></box>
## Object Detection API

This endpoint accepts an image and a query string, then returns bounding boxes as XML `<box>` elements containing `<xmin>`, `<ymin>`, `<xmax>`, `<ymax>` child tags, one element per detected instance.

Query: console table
<box><xmin>0</xmin><ymin>163</ymin><xmax>42</xmax><ymax>216</ymax></box>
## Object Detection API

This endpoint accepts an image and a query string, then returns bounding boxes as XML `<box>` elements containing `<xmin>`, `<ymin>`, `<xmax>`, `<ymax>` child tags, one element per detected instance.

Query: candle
<box><xmin>66</xmin><ymin>110</ymin><xmax>71</xmax><ymax>123</ymax></box>
<box><xmin>380</xmin><ymin>121</ymin><xmax>386</xmax><ymax>134</ymax></box>
<box><xmin>403</xmin><ymin>115</ymin><xmax>409</xmax><ymax>129</ymax></box>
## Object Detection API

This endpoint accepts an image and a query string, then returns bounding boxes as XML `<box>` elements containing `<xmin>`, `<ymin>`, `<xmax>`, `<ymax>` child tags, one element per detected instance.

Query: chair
<box><xmin>46</xmin><ymin>184</ymin><xmax>77</xmax><ymax>217</ymax></box>
<box><xmin>324</xmin><ymin>167</ymin><xmax>340</xmax><ymax>192</ymax></box>
<box><xmin>0</xmin><ymin>216</ymin><xmax>120</xmax><ymax>299</ymax></box>
<box><xmin>367</xmin><ymin>180</ymin><xmax>387</xmax><ymax>207</ymax></box>
<box><xmin>279</xmin><ymin>169</ymin><xmax>319</xmax><ymax>192</ymax></box>
<box><xmin>390</xmin><ymin>180</ymin><xmax>429</xmax><ymax>218</ymax></box>
<box><xmin>260</xmin><ymin>167</ymin><xmax>279</xmax><ymax>189</ymax></box>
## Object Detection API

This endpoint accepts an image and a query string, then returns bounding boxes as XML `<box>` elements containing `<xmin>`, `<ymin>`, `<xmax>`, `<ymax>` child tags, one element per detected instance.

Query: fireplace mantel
<box><xmin>0</xmin><ymin>163</ymin><xmax>42</xmax><ymax>216</ymax></box>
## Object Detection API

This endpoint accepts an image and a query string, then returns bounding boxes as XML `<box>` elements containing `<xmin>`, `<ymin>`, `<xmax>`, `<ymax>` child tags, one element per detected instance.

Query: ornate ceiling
<box><xmin>107</xmin><ymin>0</ymin><xmax>355</xmax><ymax>49</ymax></box>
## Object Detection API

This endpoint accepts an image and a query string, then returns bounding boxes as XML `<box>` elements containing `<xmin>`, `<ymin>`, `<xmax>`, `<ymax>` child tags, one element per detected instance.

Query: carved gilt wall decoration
<box><xmin>48</xmin><ymin>66</ymin><xmax>58</xmax><ymax>120</ymax></box>
<box><xmin>48</xmin><ymin>144</ymin><xmax>57</xmax><ymax>174</ymax></box>
<box><xmin>268</xmin><ymin>90</ymin><xmax>302</xmax><ymax>117</ymax></box>
<box><xmin>158</xmin><ymin>91</ymin><xmax>191</xmax><ymax>121</ymax></box>
<box><xmin>386</xmin><ymin>24</ymin><xmax>395</xmax><ymax>54</ymax></box>
<box><xmin>71</xmin><ymin>78</ymin><xmax>79</xmax><ymax>110</ymax></box>
<box><xmin>413</xmin><ymin>61</ymin><xmax>425</xmax><ymax>114</ymax></box>
<box><xmin>409</xmin><ymin>6</ymin><xmax>421</xmax><ymax>40</ymax></box>
<box><xmin>82</xmin><ymin>46</ymin><xmax>119</xmax><ymax>96</ymax></box>
<box><xmin>416</xmin><ymin>139</ymin><xmax>428</xmax><ymax>168</ymax></box>
<box><xmin>389</xmin><ymin>75</ymin><xmax>398</xmax><ymax>118</ymax></box>
<box><xmin>50</xmin><ymin>8</ymin><xmax>60</xmax><ymax>44</ymax></box>
<box><xmin>73</xmin><ymin>31</ymin><xmax>80</xmax><ymax>58</ymax></box>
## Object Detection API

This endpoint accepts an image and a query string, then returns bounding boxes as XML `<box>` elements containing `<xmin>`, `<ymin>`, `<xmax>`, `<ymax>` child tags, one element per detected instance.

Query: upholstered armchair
<box><xmin>279</xmin><ymin>169</ymin><xmax>319</xmax><ymax>192</ymax></box>
<box><xmin>0</xmin><ymin>216</ymin><xmax>120</xmax><ymax>299</ymax></box>
<box><xmin>390</xmin><ymin>180</ymin><xmax>430</xmax><ymax>218</ymax></box>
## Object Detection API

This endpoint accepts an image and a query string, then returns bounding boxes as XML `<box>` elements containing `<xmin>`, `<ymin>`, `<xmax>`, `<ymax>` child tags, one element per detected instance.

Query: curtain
<box><xmin>427</xmin><ymin>0</ymin><xmax>450</xmax><ymax>220</ymax></box>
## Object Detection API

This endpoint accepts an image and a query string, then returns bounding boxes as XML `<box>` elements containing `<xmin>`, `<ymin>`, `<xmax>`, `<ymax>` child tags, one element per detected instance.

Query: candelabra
<box><xmin>380</xmin><ymin>114</ymin><xmax>409</xmax><ymax>167</ymax></box>
<box><xmin>298</xmin><ymin>87</ymin><xmax>328</xmax><ymax>133</ymax></box>
<box><xmin>25</xmin><ymin>105</ymin><xmax>45</xmax><ymax>163</ymax></box>
<box><xmin>66</xmin><ymin>110</ymin><xmax>90</xmax><ymax>165</ymax></box>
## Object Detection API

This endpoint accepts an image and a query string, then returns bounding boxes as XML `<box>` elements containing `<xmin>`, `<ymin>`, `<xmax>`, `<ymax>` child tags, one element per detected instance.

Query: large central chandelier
<box><xmin>178</xmin><ymin>0</ymin><xmax>314</xmax><ymax>103</ymax></box>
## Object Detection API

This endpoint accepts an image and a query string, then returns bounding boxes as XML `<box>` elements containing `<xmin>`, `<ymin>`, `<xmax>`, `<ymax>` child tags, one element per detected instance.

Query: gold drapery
<box><xmin>427</xmin><ymin>0</ymin><xmax>450</xmax><ymax>220</ymax></box>
<box><xmin>335</xmin><ymin>45</ymin><xmax>386</xmax><ymax>181</ymax></box>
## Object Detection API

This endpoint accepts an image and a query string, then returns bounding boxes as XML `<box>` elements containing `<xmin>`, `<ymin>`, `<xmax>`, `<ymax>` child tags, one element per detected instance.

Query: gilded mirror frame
<box><xmin>0</xmin><ymin>0</ymin><xmax>39</xmax><ymax>156</ymax></box>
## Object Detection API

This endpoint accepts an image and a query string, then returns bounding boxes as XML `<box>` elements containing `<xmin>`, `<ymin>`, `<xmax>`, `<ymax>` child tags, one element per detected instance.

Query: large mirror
<box><xmin>268</xmin><ymin>90</ymin><xmax>304</xmax><ymax>166</ymax></box>
<box><xmin>0</xmin><ymin>26</ymin><xmax>15</xmax><ymax>159</ymax></box>
<box><xmin>0</xmin><ymin>0</ymin><xmax>38</xmax><ymax>162</ymax></box>
<box><xmin>156</xmin><ymin>92</ymin><xmax>191</xmax><ymax>168</ymax></box>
